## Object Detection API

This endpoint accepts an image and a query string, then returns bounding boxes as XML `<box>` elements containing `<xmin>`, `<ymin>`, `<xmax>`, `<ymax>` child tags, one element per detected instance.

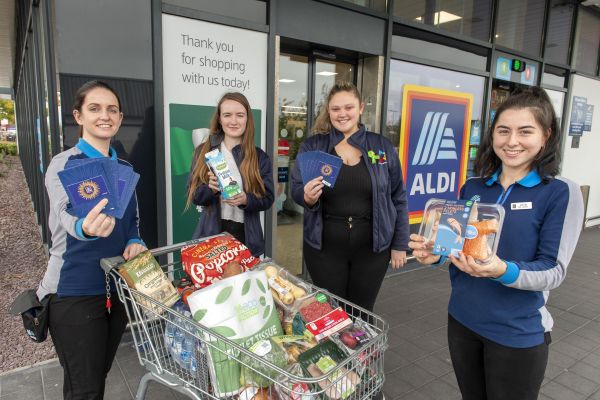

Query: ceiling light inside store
<box><xmin>415</xmin><ymin>11</ymin><xmax>462</xmax><ymax>25</ymax></box>
<box><xmin>279</xmin><ymin>79</ymin><xmax>296</xmax><ymax>83</ymax></box>
<box><xmin>316</xmin><ymin>71</ymin><xmax>338</xmax><ymax>76</ymax></box>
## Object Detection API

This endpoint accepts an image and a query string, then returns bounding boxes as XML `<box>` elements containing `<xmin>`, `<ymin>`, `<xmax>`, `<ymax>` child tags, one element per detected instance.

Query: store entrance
<box><xmin>273</xmin><ymin>51</ymin><xmax>356</xmax><ymax>275</ymax></box>
<box><xmin>490</xmin><ymin>79</ymin><xmax>531</xmax><ymax>122</ymax></box>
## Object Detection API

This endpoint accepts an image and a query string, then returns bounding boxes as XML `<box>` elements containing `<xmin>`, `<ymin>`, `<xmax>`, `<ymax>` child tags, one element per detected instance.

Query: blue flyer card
<box><xmin>113</xmin><ymin>163</ymin><xmax>139</xmax><ymax>219</ymax></box>
<box><xmin>297</xmin><ymin>151</ymin><xmax>316</xmax><ymax>183</ymax></box>
<box><xmin>58</xmin><ymin>158</ymin><xmax>138</xmax><ymax>219</ymax></box>
<box><xmin>432</xmin><ymin>199</ymin><xmax>474</xmax><ymax>257</ymax></box>
<box><xmin>58</xmin><ymin>161</ymin><xmax>119</xmax><ymax>218</ymax></box>
<box><xmin>297</xmin><ymin>151</ymin><xmax>343</xmax><ymax>188</ymax></box>
<box><xmin>312</xmin><ymin>151</ymin><xmax>342</xmax><ymax>188</ymax></box>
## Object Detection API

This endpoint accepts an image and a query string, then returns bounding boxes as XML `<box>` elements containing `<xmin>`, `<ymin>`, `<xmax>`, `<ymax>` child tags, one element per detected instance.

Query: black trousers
<box><xmin>303</xmin><ymin>218</ymin><xmax>390</xmax><ymax>312</ymax></box>
<box><xmin>447</xmin><ymin>314</ymin><xmax>550</xmax><ymax>400</ymax></box>
<box><xmin>49</xmin><ymin>294</ymin><xmax>128</xmax><ymax>400</ymax></box>
<box><xmin>221</xmin><ymin>219</ymin><xmax>245</xmax><ymax>246</ymax></box>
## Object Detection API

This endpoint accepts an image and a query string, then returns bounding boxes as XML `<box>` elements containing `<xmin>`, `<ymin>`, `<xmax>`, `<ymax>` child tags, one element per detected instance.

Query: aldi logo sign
<box><xmin>399</xmin><ymin>85</ymin><xmax>473</xmax><ymax>224</ymax></box>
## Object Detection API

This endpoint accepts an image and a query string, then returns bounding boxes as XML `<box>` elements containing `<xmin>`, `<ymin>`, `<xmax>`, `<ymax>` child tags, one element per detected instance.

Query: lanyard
<box><xmin>495</xmin><ymin>184</ymin><xmax>514</xmax><ymax>206</ymax></box>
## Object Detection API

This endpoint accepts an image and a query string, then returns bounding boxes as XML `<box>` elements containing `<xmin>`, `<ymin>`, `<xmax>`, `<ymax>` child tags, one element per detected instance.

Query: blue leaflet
<box><xmin>59</xmin><ymin>158</ymin><xmax>138</xmax><ymax>219</ymax></box>
<box><xmin>297</xmin><ymin>151</ymin><xmax>343</xmax><ymax>188</ymax></box>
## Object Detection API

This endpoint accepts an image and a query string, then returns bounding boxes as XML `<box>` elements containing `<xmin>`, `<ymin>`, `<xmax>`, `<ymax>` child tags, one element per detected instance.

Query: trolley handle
<box><xmin>100</xmin><ymin>255</ymin><xmax>126</xmax><ymax>274</ymax></box>
<box><xmin>147</xmin><ymin>233</ymin><xmax>228</xmax><ymax>257</ymax></box>
<box><xmin>99</xmin><ymin>233</ymin><xmax>229</xmax><ymax>274</ymax></box>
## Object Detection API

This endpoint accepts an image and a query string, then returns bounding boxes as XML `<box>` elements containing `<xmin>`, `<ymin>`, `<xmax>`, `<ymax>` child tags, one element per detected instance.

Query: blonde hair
<box><xmin>313</xmin><ymin>81</ymin><xmax>362</xmax><ymax>134</ymax></box>
<box><xmin>186</xmin><ymin>92</ymin><xmax>266</xmax><ymax>209</ymax></box>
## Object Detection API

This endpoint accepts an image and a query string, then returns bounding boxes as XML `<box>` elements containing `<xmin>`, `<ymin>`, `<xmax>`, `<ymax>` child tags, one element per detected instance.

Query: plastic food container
<box><xmin>418</xmin><ymin>198</ymin><xmax>505</xmax><ymax>264</ymax></box>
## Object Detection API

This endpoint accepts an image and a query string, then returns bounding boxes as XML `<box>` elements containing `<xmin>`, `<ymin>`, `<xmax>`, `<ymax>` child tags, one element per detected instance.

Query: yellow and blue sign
<box><xmin>399</xmin><ymin>85</ymin><xmax>473</xmax><ymax>224</ymax></box>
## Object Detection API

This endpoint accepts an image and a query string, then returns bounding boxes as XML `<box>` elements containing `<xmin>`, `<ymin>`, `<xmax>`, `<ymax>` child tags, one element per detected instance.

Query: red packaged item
<box><xmin>298</xmin><ymin>294</ymin><xmax>352</xmax><ymax>342</ymax></box>
<box><xmin>180</xmin><ymin>233</ymin><xmax>259</xmax><ymax>289</ymax></box>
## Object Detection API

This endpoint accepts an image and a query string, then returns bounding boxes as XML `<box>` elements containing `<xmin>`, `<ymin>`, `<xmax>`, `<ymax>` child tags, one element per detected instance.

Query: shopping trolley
<box><xmin>100</xmin><ymin>237</ymin><xmax>389</xmax><ymax>400</ymax></box>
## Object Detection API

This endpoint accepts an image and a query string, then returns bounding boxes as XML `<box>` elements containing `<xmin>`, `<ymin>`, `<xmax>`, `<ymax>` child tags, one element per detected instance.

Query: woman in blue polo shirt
<box><xmin>38</xmin><ymin>80</ymin><xmax>146</xmax><ymax>399</ymax></box>
<box><xmin>409</xmin><ymin>87</ymin><xmax>584</xmax><ymax>400</ymax></box>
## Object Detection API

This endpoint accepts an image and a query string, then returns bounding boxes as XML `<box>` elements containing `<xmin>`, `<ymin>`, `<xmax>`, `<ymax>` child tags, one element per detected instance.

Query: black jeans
<box><xmin>49</xmin><ymin>295</ymin><xmax>128</xmax><ymax>400</ymax></box>
<box><xmin>303</xmin><ymin>218</ymin><xmax>390</xmax><ymax>312</ymax></box>
<box><xmin>221</xmin><ymin>219</ymin><xmax>245</xmax><ymax>246</ymax></box>
<box><xmin>447</xmin><ymin>314</ymin><xmax>550</xmax><ymax>400</ymax></box>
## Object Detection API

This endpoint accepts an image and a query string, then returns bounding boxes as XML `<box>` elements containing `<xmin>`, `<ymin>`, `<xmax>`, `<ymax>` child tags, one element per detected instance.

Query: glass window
<box><xmin>542</xmin><ymin>66</ymin><xmax>567</xmax><ymax>88</ymax></box>
<box><xmin>572</xmin><ymin>8</ymin><xmax>600</xmax><ymax>75</ymax></box>
<box><xmin>495</xmin><ymin>0</ymin><xmax>545</xmax><ymax>56</ymax></box>
<box><xmin>544</xmin><ymin>89</ymin><xmax>565</xmax><ymax>131</ymax></box>
<box><xmin>164</xmin><ymin>0</ymin><xmax>266</xmax><ymax>24</ymax></box>
<box><xmin>544</xmin><ymin>0</ymin><xmax>575</xmax><ymax>65</ymax></box>
<box><xmin>275</xmin><ymin>54</ymin><xmax>309</xmax><ymax>275</ymax></box>
<box><xmin>339</xmin><ymin>0</ymin><xmax>386</xmax><ymax>12</ymax></box>
<box><xmin>394</xmin><ymin>0</ymin><xmax>492</xmax><ymax>42</ymax></box>
<box><xmin>385</xmin><ymin>60</ymin><xmax>485</xmax><ymax>151</ymax></box>
<box><xmin>391</xmin><ymin>35</ymin><xmax>487</xmax><ymax>71</ymax></box>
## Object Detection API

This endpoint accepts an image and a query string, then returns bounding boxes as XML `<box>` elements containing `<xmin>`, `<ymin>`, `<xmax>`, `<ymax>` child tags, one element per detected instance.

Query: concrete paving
<box><xmin>1</xmin><ymin>227</ymin><xmax>599</xmax><ymax>400</ymax></box>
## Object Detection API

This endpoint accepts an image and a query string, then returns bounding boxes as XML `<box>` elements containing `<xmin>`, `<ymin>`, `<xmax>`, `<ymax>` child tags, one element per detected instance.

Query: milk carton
<box><xmin>205</xmin><ymin>149</ymin><xmax>242</xmax><ymax>199</ymax></box>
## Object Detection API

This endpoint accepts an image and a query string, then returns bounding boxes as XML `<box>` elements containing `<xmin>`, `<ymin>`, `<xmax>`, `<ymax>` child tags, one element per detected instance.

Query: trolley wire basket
<box><xmin>101</xmin><ymin>237</ymin><xmax>389</xmax><ymax>400</ymax></box>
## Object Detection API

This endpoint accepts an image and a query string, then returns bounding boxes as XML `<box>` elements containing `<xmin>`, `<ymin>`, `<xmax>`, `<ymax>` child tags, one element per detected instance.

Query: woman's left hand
<box><xmin>448</xmin><ymin>253</ymin><xmax>507</xmax><ymax>278</ymax></box>
<box><xmin>123</xmin><ymin>243</ymin><xmax>148</xmax><ymax>261</ymax></box>
<box><xmin>224</xmin><ymin>192</ymin><xmax>248</xmax><ymax>207</ymax></box>
<box><xmin>390</xmin><ymin>250</ymin><xmax>407</xmax><ymax>269</ymax></box>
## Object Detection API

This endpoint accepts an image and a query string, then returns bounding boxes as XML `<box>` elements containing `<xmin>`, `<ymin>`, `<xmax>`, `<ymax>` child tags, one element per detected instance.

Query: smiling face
<box><xmin>328</xmin><ymin>90</ymin><xmax>364</xmax><ymax>136</ymax></box>
<box><xmin>219</xmin><ymin>99</ymin><xmax>248</xmax><ymax>142</ymax></box>
<box><xmin>492</xmin><ymin>108</ymin><xmax>548</xmax><ymax>178</ymax></box>
<box><xmin>73</xmin><ymin>87</ymin><xmax>122</xmax><ymax>143</ymax></box>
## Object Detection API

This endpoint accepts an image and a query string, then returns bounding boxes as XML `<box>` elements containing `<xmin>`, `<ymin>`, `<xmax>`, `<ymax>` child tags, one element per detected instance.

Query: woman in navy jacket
<box><xmin>291</xmin><ymin>82</ymin><xmax>410</xmax><ymax>311</ymax></box>
<box><xmin>187</xmin><ymin>92</ymin><xmax>274</xmax><ymax>256</ymax></box>
<box><xmin>409</xmin><ymin>87</ymin><xmax>584</xmax><ymax>400</ymax></box>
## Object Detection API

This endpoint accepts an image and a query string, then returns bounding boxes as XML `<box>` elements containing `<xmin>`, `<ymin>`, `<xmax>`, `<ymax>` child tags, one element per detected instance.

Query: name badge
<box><xmin>511</xmin><ymin>202</ymin><xmax>532</xmax><ymax>210</ymax></box>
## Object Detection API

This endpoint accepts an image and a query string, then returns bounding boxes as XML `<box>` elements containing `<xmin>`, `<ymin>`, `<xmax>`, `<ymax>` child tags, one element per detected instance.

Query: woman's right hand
<box><xmin>82</xmin><ymin>198</ymin><xmax>115</xmax><ymax>238</ymax></box>
<box><xmin>207</xmin><ymin>170</ymin><xmax>220</xmax><ymax>193</ymax></box>
<box><xmin>408</xmin><ymin>233</ymin><xmax>441</xmax><ymax>265</ymax></box>
<box><xmin>303</xmin><ymin>176</ymin><xmax>324</xmax><ymax>207</ymax></box>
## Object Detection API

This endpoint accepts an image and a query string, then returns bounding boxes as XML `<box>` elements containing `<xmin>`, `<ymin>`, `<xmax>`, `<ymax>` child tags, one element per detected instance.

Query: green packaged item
<box><xmin>298</xmin><ymin>341</ymin><xmax>360</xmax><ymax>400</ymax></box>
<box><xmin>240</xmin><ymin>338</ymin><xmax>288</xmax><ymax>387</ymax></box>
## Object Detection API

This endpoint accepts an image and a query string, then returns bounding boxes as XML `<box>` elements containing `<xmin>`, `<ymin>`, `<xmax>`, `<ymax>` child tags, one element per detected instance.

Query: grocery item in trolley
<box><xmin>298</xmin><ymin>340</ymin><xmax>360</xmax><ymax>400</ymax></box>
<box><xmin>205</xmin><ymin>148</ymin><xmax>242</xmax><ymax>199</ymax></box>
<box><xmin>260</xmin><ymin>263</ymin><xmax>312</xmax><ymax>335</ymax></box>
<box><xmin>181</xmin><ymin>233</ymin><xmax>260</xmax><ymax>289</ymax></box>
<box><xmin>419</xmin><ymin>198</ymin><xmax>505</xmax><ymax>264</ymax></box>
<box><xmin>118</xmin><ymin>250</ymin><xmax>179</xmax><ymax>311</ymax></box>
<box><xmin>186</xmin><ymin>269</ymin><xmax>284</xmax><ymax>397</ymax></box>
<box><xmin>291</xmin><ymin>294</ymin><xmax>352</xmax><ymax>343</ymax></box>
<box><xmin>240</xmin><ymin>337</ymin><xmax>288</xmax><ymax>387</ymax></box>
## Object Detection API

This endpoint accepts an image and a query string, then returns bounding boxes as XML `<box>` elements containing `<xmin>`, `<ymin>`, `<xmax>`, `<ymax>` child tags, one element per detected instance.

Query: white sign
<box><xmin>162</xmin><ymin>14</ymin><xmax>268</xmax><ymax>244</ymax></box>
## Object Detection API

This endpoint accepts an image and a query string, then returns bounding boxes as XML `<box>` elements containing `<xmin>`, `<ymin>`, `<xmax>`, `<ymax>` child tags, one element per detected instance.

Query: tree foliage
<box><xmin>0</xmin><ymin>100</ymin><xmax>15</xmax><ymax>125</ymax></box>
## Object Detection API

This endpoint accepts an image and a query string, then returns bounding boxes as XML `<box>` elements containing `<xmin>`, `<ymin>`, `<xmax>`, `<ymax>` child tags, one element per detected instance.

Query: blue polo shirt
<box><xmin>448</xmin><ymin>171</ymin><xmax>584</xmax><ymax>348</ymax></box>
<box><xmin>38</xmin><ymin>139</ymin><xmax>144</xmax><ymax>298</ymax></box>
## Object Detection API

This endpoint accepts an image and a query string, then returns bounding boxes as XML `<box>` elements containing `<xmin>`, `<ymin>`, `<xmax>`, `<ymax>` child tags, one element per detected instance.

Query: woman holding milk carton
<box><xmin>187</xmin><ymin>92</ymin><xmax>274</xmax><ymax>256</ymax></box>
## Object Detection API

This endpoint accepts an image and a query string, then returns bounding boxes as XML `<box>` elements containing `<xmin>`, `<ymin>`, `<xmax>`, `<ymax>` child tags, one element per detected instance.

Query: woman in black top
<box><xmin>292</xmin><ymin>82</ymin><xmax>410</xmax><ymax>311</ymax></box>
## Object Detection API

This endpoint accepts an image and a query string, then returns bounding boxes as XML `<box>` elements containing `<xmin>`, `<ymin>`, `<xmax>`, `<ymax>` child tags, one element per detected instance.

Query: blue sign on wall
<box><xmin>399</xmin><ymin>85</ymin><xmax>473</xmax><ymax>224</ymax></box>
<box><xmin>569</xmin><ymin>96</ymin><xmax>588</xmax><ymax>136</ymax></box>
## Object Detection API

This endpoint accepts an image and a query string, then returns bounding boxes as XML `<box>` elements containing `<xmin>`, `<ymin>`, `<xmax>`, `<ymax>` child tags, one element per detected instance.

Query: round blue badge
<box><xmin>465</xmin><ymin>225</ymin><xmax>478</xmax><ymax>240</ymax></box>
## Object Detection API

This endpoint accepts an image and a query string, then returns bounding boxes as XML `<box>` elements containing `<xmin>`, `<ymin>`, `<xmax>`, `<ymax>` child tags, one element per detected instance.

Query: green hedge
<box><xmin>0</xmin><ymin>142</ymin><xmax>17</xmax><ymax>155</ymax></box>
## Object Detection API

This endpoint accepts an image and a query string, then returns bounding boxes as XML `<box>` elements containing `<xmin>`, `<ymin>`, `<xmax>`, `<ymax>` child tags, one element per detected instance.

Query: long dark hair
<box><xmin>72</xmin><ymin>80</ymin><xmax>122</xmax><ymax>138</ymax></box>
<box><xmin>186</xmin><ymin>92</ymin><xmax>266</xmax><ymax>209</ymax></box>
<box><xmin>313</xmin><ymin>81</ymin><xmax>362</xmax><ymax>134</ymax></box>
<box><xmin>474</xmin><ymin>86</ymin><xmax>561</xmax><ymax>179</ymax></box>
